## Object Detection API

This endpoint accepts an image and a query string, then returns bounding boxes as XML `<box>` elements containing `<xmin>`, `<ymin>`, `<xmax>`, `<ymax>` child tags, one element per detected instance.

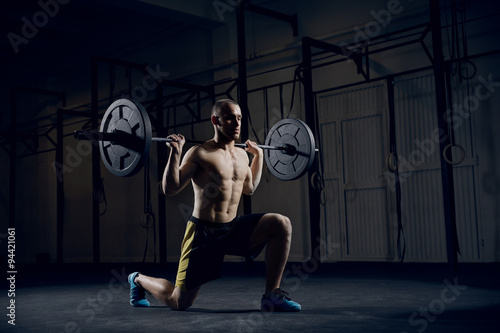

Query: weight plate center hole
<box><xmin>276</xmin><ymin>134</ymin><xmax>298</xmax><ymax>163</ymax></box>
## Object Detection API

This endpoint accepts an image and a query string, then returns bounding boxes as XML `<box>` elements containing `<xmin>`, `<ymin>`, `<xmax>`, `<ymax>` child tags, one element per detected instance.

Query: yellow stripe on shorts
<box><xmin>175</xmin><ymin>220</ymin><xmax>196</xmax><ymax>291</ymax></box>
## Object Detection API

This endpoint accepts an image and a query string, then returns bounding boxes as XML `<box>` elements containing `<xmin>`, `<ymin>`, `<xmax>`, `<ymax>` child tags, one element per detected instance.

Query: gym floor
<box><xmin>4</xmin><ymin>262</ymin><xmax>500</xmax><ymax>333</ymax></box>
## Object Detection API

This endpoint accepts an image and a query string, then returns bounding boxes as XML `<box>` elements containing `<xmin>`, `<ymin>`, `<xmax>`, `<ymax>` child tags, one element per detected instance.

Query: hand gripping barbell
<box><xmin>74</xmin><ymin>99</ymin><xmax>318</xmax><ymax>181</ymax></box>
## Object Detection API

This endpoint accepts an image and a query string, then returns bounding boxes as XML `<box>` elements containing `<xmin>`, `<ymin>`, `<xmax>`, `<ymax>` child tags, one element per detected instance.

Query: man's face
<box><xmin>216</xmin><ymin>104</ymin><xmax>242</xmax><ymax>141</ymax></box>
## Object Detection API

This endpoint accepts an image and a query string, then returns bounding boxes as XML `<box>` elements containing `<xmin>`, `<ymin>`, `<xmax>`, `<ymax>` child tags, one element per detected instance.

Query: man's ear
<box><xmin>211</xmin><ymin>115</ymin><xmax>220</xmax><ymax>126</ymax></box>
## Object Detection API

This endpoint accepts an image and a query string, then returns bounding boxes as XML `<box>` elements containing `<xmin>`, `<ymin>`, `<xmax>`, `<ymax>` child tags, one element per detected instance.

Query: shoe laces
<box><xmin>131</xmin><ymin>286</ymin><xmax>143</xmax><ymax>297</ymax></box>
<box><xmin>271</xmin><ymin>289</ymin><xmax>291</xmax><ymax>300</ymax></box>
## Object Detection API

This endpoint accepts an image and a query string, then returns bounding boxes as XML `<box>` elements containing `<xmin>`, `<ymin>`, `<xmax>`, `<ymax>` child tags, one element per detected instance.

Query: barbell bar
<box><xmin>74</xmin><ymin>130</ymin><xmax>304</xmax><ymax>154</ymax></box>
<box><xmin>151</xmin><ymin>137</ymin><xmax>296</xmax><ymax>153</ymax></box>
<box><xmin>73</xmin><ymin>98</ymin><xmax>318</xmax><ymax>180</ymax></box>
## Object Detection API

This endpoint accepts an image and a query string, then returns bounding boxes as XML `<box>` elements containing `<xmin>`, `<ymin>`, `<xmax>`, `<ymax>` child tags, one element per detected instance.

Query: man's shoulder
<box><xmin>233</xmin><ymin>145</ymin><xmax>250</xmax><ymax>159</ymax></box>
<box><xmin>190</xmin><ymin>140</ymin><xmax>215</xmax><ymax>154</ymax></box>
<box><xmin>184</xmin><ymin>141</ymin><xmax>215</xmax><ymax>161</ymax></box>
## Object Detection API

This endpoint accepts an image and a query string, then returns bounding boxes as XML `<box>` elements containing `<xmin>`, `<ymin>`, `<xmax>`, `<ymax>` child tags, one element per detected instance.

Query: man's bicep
<box><xmin>242</xmin><ymin>166</ymin><xmax>255</xmax><ymax>195</ymax></box>
<box><xmin>179</xmin><ymin>161</ymin><xmax>197</xmax><ymax>186</ymax></box>
<box><xmin>178</xmin><ymin>147</ymin><xmax>199</xmax><ymax>187</ymax></box>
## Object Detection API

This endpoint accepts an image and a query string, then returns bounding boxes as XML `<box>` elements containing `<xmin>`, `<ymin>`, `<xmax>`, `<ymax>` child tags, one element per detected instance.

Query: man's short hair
<box><xmin>212</xmin><ymin>99</ymin><xmax>238</xmax><ymax>117</ymax></box>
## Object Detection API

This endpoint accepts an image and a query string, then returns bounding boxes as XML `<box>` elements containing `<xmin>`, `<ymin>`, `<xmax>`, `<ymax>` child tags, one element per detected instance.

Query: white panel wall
<box><xmin>318</xmin><ymin>82</ymin><xmax>392</xmax><ymax>261</ymax></box>
<box><xmin>394</xmin><ymin>73</ymin><xmax>483</xmax><ymax>262</ymax></box>
<box><xmin>318</xmin><ymin>72</ymin><xmax>485</xmax><ymax>262</ymax></box>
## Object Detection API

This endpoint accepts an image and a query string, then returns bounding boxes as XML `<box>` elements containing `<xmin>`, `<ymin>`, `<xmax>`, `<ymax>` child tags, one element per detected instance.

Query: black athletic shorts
<box><xmin>175</xmin><ymin>214</ymin><xmax>266</xmax><ymax>291</ymax></box>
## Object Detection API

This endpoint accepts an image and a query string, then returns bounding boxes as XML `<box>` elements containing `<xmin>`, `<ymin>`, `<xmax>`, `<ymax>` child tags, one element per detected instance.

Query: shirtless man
<box><xmin>128</xmin><ymin>99</ymin><xmax>301</xmax><ymax>312</ymax></box>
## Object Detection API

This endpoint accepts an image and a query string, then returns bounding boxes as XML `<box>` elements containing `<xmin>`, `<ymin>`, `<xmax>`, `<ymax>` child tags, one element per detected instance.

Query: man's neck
<box><xmin>212</xmin><ymin>134</ymin><xmax>235</xmax><ymax>150</ymax></box>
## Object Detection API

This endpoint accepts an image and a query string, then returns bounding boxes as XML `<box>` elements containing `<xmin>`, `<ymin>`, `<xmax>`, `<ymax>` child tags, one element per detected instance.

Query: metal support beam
<box><xmin>301</xmin><ymin>38</ymin><xmax>322</xmax><ymax>263</ymax></box>
<box><xmin>156</xmin><ymin>85</ymin><xmax>167</xmax><ymax>264</ymax></box>
<box><xmin>160</xmin><ymin>79</ymin><xmax>214</xmax><ymax>95</ymax></box>
<box><xmin>237</xmin><ymin>3</ymin><xmax>252</xmax><ymax>215</ymax></box>
<box><xmin>430</xmin><ymin>0</ymin><xmax>459</xmax><ymax>269</ymax></box>
<box><xmin>91</xmin><ymin>56</ymin><xmax>101</xmax><ymax>265</ymax></box>
<box><xmin>9</xmin><ymin>89</ymin><xmax>17</xmax><ymax>230</ymax></box>
<box><xmin>303</xmin><ymin>37</ymin><xmax>367</xmax><ymax>80</ymax></box>
<box><xmin>56</xmin><ymin>108</ymin><xmax>65</xmax><ymax>264</ymax></box>
<box><xmin>244</xmin><ymin>3</ymin><xmax>298</xmax><ymax>36</ymax></box>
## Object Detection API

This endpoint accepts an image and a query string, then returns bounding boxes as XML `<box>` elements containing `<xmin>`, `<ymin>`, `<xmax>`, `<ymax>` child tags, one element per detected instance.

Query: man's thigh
<box><xmin>248</xmin><ymin>213</ymin><xmax>282</xmax><ymax>249</ymax></box>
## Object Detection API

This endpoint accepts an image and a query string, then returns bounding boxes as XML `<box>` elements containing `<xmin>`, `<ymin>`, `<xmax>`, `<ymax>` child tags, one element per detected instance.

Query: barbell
<box><xmin>74</xmin><ymin>98</ymin><xmax>318</xmax><ymax>181</ymax></box>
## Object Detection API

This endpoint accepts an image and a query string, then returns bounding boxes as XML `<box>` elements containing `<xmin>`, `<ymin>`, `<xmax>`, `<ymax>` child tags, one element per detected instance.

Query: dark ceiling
<box><xmin>1</xmin><ymin>0</ymin><xmax>223</xmax><ymax>111</ymax></box>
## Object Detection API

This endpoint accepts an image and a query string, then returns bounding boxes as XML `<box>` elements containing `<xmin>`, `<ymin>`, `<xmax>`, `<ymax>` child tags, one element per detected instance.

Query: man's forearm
<box><xmin>162</xmin><ymin>150</ymin><xmax>182</xmax><ymax>195</ymax></box>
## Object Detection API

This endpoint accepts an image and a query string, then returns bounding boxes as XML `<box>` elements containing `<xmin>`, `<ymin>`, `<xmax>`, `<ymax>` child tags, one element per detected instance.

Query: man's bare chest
<box><xmin>198</xmin><ymin>151</ymin><xmax>248</xmax><ymax>184</ymax></box>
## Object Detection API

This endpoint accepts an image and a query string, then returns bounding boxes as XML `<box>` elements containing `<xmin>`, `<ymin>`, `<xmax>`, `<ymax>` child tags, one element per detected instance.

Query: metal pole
<box><xmin>91</xmin><ymin>57</ymin><xmax>101</xmax><ymax>264</ymax></box>
<box><xmin>237</xmin><ymin>2</ymin><xmax>252</xmax><ymax>215</ymax></box>
<box><xmin>9</xmin><ymin>89</ymin><xmax>17</xmax><ymax>230</ymax></box>
<box><xmin>56</xmin><ymin>108</ymin><xmax>64</xmax><ymax>264</ymax></box>
<box><xmin>430</xmin><ymin>0</ymin><xmax>459</xmax><ymax>269</ymax></box>
<box><xmin>302</xmin><ymin>38</ymin><xmax>322</xmax><ymax>263</ymax></box>
<box><xmin>156</xmin><ymin>85</ymin><xmax>167</xmax><ymax>264</ymax></box>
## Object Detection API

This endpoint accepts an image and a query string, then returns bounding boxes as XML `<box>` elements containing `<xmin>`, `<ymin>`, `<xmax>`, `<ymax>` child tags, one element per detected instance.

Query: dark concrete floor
<box><xmin>2</xmin><ymin>262</ymin><xmax>500</xmax><ymax>332</ymax></box>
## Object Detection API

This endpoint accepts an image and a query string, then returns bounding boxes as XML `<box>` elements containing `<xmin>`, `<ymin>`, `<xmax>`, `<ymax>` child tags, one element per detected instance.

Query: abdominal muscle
<box><xmin>189</xmin><ymin>145</ymin><xmax>249</xmax><ymax>223</ymax></box>
<box><xmin>191</xmin><ymin>178</ymin><xmax>243</xmax><ymax>223</ymax></box>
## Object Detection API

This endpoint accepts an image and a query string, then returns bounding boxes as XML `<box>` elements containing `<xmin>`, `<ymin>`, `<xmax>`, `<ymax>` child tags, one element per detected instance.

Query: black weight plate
<box><xmin>264</xmin><ymin>118</ymin><xmax>316</xmax><ymax>181</ymax></box>
<box><xmin>99</xmin><ymin>99</ymin><xmax>152</xmax><ymax>177</ymax></box>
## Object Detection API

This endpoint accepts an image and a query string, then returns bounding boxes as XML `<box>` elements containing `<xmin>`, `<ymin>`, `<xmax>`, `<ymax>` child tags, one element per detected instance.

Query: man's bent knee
<box><xmin>176</xmin><ymin>299</ymin><xmax>194</xmax><ymax>311</ymax></box>
<box><xmin>171</xmin><ymin>287</ymin><xmax>199</xmax><ymax>310</ymax></box>
<box><xmin>274</xmin><ymin>214</ymin><xmax>292</xmax><ymax>234</ymax></box>
<box><xmin>175</xmin><ymin>295</ymin><xmax>195</xmax><ymax>311</ymax></box>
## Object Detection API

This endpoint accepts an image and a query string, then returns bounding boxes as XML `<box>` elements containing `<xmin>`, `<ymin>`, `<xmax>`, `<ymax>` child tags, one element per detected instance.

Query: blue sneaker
<box><xmin>128</xmin><ymin>272</ymin><xmax>150</xmax><ymax>307</ymax></box>
<box><xmin>261</xmin><ymin>289</ymin><xmax>301</xmax><ymax>312</ymax></box>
